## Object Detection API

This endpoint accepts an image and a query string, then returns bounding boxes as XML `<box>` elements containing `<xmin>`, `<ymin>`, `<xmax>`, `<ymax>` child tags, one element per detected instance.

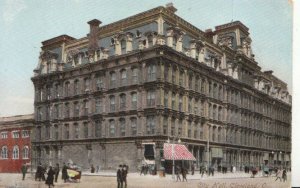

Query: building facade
<box><xmin>0</xmin><ymin>114</ymin><xmax>34</xmax><ymax>172</ymax></box>
<box><xmin>31</xmin><ymin>4</ymin><xmax>291</xmax><ymax>171</ymax></box>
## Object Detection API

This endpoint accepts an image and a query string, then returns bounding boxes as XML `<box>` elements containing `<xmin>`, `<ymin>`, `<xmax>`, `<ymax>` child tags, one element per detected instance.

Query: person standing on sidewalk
<box><xmin>117</xmin><ymin>165</ymin><xmax>123</xmax><ymax>188</ymax></box>
<box><xmin>282</xmin><ymin>169</ymin><xmax>287</xmax><ymax>182</ymax></box>
<box><xmin>122</xmin><ymin>165</ymin><xmax>128</xmax><ymax>188</ymax></box>
<box><xmin>62</xmin><ymin>162</ymin><xmax>68</xmax><ymax>183</ymax></box>
<box><xmin>191</xmin><ymin>163</ymin><xmax>195</xmax><ymax>175</ymax></box>
<box><xmin>182</xmin><ymin>167</ymin><xmax>188</xmax><ymax>182</ymax></box>
<box><xmin>21</xmin><ymin>163</ymin><xmax>27</xmax><ymax>180</ymax></box>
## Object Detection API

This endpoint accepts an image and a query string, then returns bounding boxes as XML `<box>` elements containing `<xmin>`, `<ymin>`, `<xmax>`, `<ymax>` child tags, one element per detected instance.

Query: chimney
<box><xmin>165</xmin><ymin>3</ymin><xmax>177</xmax><ymax>13</ymax></box>
<box><xmin>264</xmin><ymin>70</ymin><xmax>273</xmax><ymax>75</ymax></box>
<box><xmin>87</xmin><ymin>19</ymin><xmax>102</xmax><ymax>56</ymax></box>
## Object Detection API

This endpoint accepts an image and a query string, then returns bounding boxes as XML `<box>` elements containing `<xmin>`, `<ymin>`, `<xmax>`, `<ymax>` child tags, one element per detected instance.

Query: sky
<box><xmin>0</xmin><ymin>0</ymin><xmax>293</xmax><ymax>117</ymax></box>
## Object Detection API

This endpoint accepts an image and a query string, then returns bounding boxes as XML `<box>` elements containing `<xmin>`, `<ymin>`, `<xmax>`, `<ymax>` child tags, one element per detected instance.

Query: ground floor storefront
<box><xmin>31</xmin><ymin>138</ymin><xmax>291</xmax><ymax>173</ymax></box>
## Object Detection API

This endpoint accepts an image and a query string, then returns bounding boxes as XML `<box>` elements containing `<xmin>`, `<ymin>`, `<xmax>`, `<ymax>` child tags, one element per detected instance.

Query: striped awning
<box><xmin>163</xmin><ymin>143</ymin><xmax>196</xmax><ymax>161</ymax></box>
<box><xmin>285</xmin><ymin>154</ymin><xmax>290</xmax><ymax>161</ymax></box>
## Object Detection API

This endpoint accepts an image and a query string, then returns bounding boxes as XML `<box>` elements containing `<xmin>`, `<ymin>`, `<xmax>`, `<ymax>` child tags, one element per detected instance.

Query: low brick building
<box><xmin>0</xmin><ymin>114</ymin><xmax>34</xmax><ymax>173</ymax></box>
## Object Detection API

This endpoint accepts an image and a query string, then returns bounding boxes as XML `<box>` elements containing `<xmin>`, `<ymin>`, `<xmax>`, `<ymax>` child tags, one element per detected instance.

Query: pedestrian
<box><xmin>35</xmin><ymin>163</ymin><xmax>43</xmax><ymax>181</ymax></box>
<box><xmin>96</xmin><ymin>165</ymin><xmax>100</xmax><ymax>173</ymax></box>
<box><xmin>122</xmin><ymin>165</ymin><xmax>128</xmax><ymax>188</ymax></box>
<box><xmin>45</xmin><ymin>166</ymin><xmax>55</xmax><ymax>188</ymax></box>
<box><xmin>62</xmin><ymin>162</ymin><xmax>69</xmax><ymax>183</ymax></box>
<box><xmin>54</xmin><ymin>163</ymin><xmax>60</xmax><ymax>183</ymax></box>
<box><xmin>191</xmin><ymin>163</ymin><xmax>195</xmax><ymax>175</ymax></box>
<box><xmin>117</xmin><ymin>165</ymin><xmax>123</xmax><ymax>188</ymax></box>
<box><xmin>41</xmin><ymin>165</ymin><xmax>46</xmax><ymax>181</ymax></box>
<box><xmin>175</xmin><ymin>165</ymin><xmax>181</xmax><ymax>182</ymax></box>
<box><xmin>91</xmin><ymin>164</ymin><xmax>95</xmax><ymax>173</ymax></box>
<box><xmin>182</xmin><ymin>167</ymin><xmax>187</xmax><ymax>182</ymax></box>
<box><xmin>275</xmin><ymin>169</ymin><xmax>282</xmax><ymax>182</ymax></box>
<box><xmin>140</xmin><ymin>164</ymin><xmax>144</xmax><ymax>176</ymax></box>
<box><xmin>282</xmin><ymin>169</ymin><xmax>287</xmax><ymax>182</ymax></box>
<box><xmin>21</xmin><ymin>163</ymin><xmax>27</xmax><ymax>180</ymax></box>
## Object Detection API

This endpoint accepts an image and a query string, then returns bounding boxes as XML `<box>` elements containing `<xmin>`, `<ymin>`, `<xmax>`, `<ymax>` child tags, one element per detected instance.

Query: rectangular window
<box><xmin>146</xmin><ymin>116</ymin><xmax>156</xmax><ymax>135</ymax></box>
<box><xmin>1</xmin><ymin>132</ymin><xmax>8</xmax><ymax>139</ymax></box>
<box><xmin>109</xmin><ymin>120</ymin><xmax>115</xmax><ymax>137</ymax></box>
<box><xmin>83</xmin><ymin>122</ymin><xmax>88</xmax><ymax>138</ymax></box>
<box><xmin>131</xmin><ymin>93</ymin><xmax>137</xmax><ymax>110</ymax></box>
<box><xmin>74</xmin><ymin>102</ymin><xmax>80</xmax><ymax>117</ymax></box>
<box><xmin>64</xmin><ymin>124</ymin><xmax>69</xmax><ymax>139</ymax></box>
<box><xmin>131</xmin><ymin>118</ymin><xmax>137</xmax><ymax>136</ymax></box>
<box><xmin>12</xmin><ymin>131</ymin><xmax>20</xmax><ymax>138</ymax></box>
<box><xmin>110</xmin><ymin>97</ymin><xmax>115</xmax><ymax>112</ymax></box>
<box><xmin>120</xmin><ymin>119</ymin><xmax>126</xmax><ymax>136</ymax></box>
<box><xmin>147</xmin><ymin>65</ymin><xmax>156</xmax><ymax>81</ymax></box>
<box><xmin>22</xmin><ymin>130</ymin><xmax>29</xmax><ymax>138</ymax></box>
<box><xmin>132</xmin><ymin>68</ymin><xmax>138</xmax><ymax>84</ymax></box>
<box><xmin>147</xmin><ymin>90</ymin><xmax>156</xmax><ymax>106</ymax></box>
<box><xmin>110</xmin><ymin>73</ymin><xmax>116</xmax><ymax>88</ymax></box>
<box><xmin>96</xmin><ymin>76</ymin><xmax>104</xmax><ymax>90</ymax></box>
<box><xmin>163</xmin><ymin>117</ymin><xmax>168</xmax><ymax>135</ymax></box>
<box><xmin>95</xmin><ymin>121</ymin><xmax>102</xmax><ymax>138</ymax></box>
<box><xmin>95</xmin><ymin>99</ymin><xmax>102</xmax><ymax>113</ymax></box>
<box><xmin>74</xmin><ymin>124</ymin><xmax>79</xmax><ymax>139</ymax></box>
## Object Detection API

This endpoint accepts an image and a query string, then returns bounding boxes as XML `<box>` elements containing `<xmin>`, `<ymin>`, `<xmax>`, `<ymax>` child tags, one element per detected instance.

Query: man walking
<box><xmin>54</xmin><ymin>163</ymin><xmax>60</xmax><ymax>183</ymax></box>
<box><xmin>35</xmin><ymin>163</ymin><xmax>43</xmax><ymax>181</ymax></box>
<box><xmin>62</xmin><ymin>162</ymin><xmax>68</xmax><ymax>183</ymax></box>
<box><xmin>175</xmin><ymin>165</ymin><xmax>181</xmax><ymax>182</ymax></box>
<box><xmin>182</xmin><ymin>167</ymin><xmax>187</xmax><ymax>182</ymax></box>
<box><xmin>21</xmin><ymin>163</ymin><xmax>27</xmax><ymax>180</ymax></box>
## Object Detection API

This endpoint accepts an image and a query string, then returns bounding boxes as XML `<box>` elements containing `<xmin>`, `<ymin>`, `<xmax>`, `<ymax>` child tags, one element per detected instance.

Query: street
<box><xmin>0</xmin><ymin>171</ymin><xmax>291</xmax><ymax>188</ymax></box>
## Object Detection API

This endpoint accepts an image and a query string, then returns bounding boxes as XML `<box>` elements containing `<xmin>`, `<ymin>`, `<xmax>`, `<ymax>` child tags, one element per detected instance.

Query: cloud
<box><xmin>2</xmin><ymin>0</ymin><xmax>27</xmax><ymax>25</ymax></box>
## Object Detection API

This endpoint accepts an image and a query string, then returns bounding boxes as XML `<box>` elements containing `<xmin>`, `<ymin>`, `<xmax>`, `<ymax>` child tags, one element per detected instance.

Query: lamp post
<box><xmin>167</xmin><ymin>136</ymin><xmax>181</xmax><ymax>180</ymax></box>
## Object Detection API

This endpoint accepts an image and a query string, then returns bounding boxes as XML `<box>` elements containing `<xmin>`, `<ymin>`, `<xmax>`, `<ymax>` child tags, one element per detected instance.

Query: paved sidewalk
<box><xmin>82</xmin><ymin>170</ymin><xmax>270</xmax><ymax>180</ymax></box>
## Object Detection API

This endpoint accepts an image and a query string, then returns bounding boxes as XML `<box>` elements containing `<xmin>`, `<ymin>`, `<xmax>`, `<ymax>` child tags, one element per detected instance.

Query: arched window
<box><xmin>1</xmin><ymin>146</ymin><xmax>8</xmax><ymax>159</ymax></box>
<box><xmin>13</xmin><ymin>145</ymin><xmax>19</xmax><ymax>159</ymax></box>
<box><xmin>120</xmin><ymin>69</ymin><xmax>127</xmax><ymax>86</ymax></box>
<box><xmin>65</xmin><ymin>81</ymin><xmax>70</xmax><ymax>97</ymax></box>
<box><xmin>146</xmin><ymin>116</ymin><xmax>156</xmax><ymax>135</ymax></box>
<box><xmin>83</xmin><ymin>100</ymin><xmax>89</xmax><ymax>116</ymax></box>
<box><xmin>54</xmin><ymin>124</ymin><xmax>59</xmax><ymax>140</ymax></box>
<box><xmin>22</xmin><ymin>146</ymin><xmax>29</xmax><ymax>159</ymax></box>
<box><xmin>64</xmin><ymin>103</ymin><xmax>70</xmax><ymax>118</ymax></box>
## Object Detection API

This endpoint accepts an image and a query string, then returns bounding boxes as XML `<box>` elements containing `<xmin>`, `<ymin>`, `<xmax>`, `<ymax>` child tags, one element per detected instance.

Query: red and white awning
<box><xmin>163</xmin><ymin>143</ymin><xmax>196</xmax><ymax>161</ymax></box>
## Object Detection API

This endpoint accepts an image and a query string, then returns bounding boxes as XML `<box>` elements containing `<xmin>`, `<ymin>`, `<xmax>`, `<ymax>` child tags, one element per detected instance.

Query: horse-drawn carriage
<box><xmin>66</xmin><ymin>164</ymin><xmax>82</xmax><ymax>183</ymax></box>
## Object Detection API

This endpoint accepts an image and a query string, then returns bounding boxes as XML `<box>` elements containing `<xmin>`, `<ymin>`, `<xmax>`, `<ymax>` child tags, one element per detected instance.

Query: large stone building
<box><xmin>31</xmin><ymin>4</ymin><xmax>291</xmax><ymax>171</ymax></box>
<box><xmin>0</xmin><ymin>114</ymin><xmax>34</xmax><ymax>172</ymax></box>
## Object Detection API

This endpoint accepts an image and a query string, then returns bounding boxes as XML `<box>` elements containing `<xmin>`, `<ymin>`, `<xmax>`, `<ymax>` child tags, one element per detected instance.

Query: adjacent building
<box><xmin>31</xmin><ymin>4</ymin><xmax>291</xmax><ymax>171</ymax></box>
<box><xmin>0</xmin><ymin>114</ymin><xmax>34</xmax><ymax>172</ymax></box>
